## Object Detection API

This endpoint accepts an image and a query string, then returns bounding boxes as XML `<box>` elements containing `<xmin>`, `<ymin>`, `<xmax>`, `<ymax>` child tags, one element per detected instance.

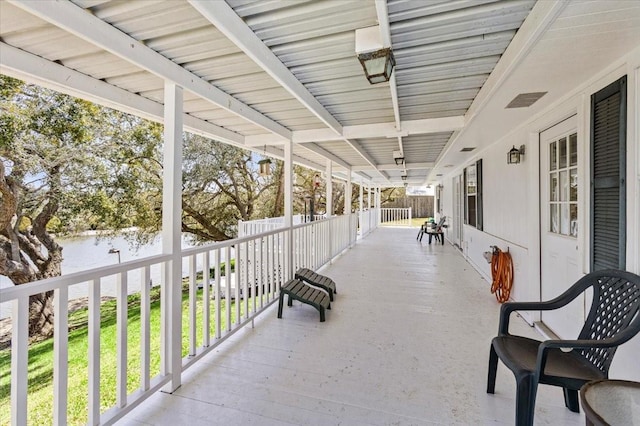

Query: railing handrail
<box><xmin>0</xmin><ymin>254</ymin><xmax>172</xmax><ymax>303</ymax></box>
<box><xmin>2</xmin><ymin>214</ymin><xmax>358</xmax><ymax>303</ymax></box>
<box><xmin>5</xmin><ymin>212</ymin><xmax>362</xmax><ymax>425</ymax></box>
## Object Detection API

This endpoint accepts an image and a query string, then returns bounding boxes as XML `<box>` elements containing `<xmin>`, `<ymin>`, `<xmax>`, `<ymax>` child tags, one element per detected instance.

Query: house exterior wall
<box><xmin>440</xmin><ymin>46</ymin><xmax>640</xmax><ymax>381</ymax></box>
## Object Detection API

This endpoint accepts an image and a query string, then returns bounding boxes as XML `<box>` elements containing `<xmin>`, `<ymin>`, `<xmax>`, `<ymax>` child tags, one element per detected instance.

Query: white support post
<box><xmin>325</xmin><ymin>159</ymin><xmax>333</xmax><ymax>261</ymax></box>
<box><xmin>368</xmin><ymin>186</ymin><xmax>372</xmax><ymax>232</ymax></box>
<box><xmin>359</xmin><ymin>183</ymin><xmax>363</xmax><ymax>236</ymax></box>
<box><xmin>345</xmin><ymin>170</ymin><xmax>352</xmax><ymax>245</ymax></box>
<box><xmin>284</xmin><ymin>139</ymin><xmax>293</xmax><ymax>279</ymax></box>
<box><xmin>345</xmin><ymin>170</ymin><xmax>352</xmax><ymax>215</ymax></box>
<box><xmin>377</xmin><ymin>187</ymin><xmax>381</xmax><ymax>226</ymax></box>
<box><xmin>325</xmin><ymin>159</ymin><xmax>333</xmax><ymax>218</ymax></box>
<box><xmin>161</xmin><ymin>81</ymin><xmax>183</xmax><ymax>393</ymax></box>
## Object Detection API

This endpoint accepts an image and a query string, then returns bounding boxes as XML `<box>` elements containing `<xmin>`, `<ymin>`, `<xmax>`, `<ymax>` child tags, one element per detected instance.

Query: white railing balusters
<box><xmin>88</xmin><ymin>278</ymin><xmax>101</xmax><ymax>425</ymax></box>
<box><xmin>214</xmin><ymin>249</ymin><xmax>221</xmax><ymax>339</ymax></box>
<box><xmin>379</xmin><ymin>208</ymin><xmax>411</xmax><ymax>227</ymax></box>
<box><xmin>258</xmin><ymin>237</ymin><xmax>264</xmax><ymax>308</ymax></box>
<box><xmin>267</xmin><ymin>234</ymin><xmax>273</xmax><ymax>302</ymax></box>
<box><xmin>53</xmin><ymin>285</ymin><xmax>69</xmax><ymax>426</ymax></box>
<box><xmin>3</xmin><ymin>215</ymin><xmax>362</xmax><ymax>425</ymax></box>
<box><xmin>116</xmin><ymin>272</ymin><xmax>128</xmax><ymax>408</ymax></box>
<box><xmin>202</xmin><ymin>252</ymin><xmax>210</xmax><ymax>348</ymax></box>
<box><xmin>11</xmin><ymin>296</ymin><xmax>28</xmax><ymax>426</ymax></box>
<box><xmin>235</xmin><ymin>244</ymin><xmax>241</xmax><ymax>326</ymax></box>
<box><xmin>140</xmin><ymin>266</ymin><xmax>151</xmax><ymax>391</ymax></box>
<box><xmin>189</xmin><ymin>255</ymin><xmax>197</xmax><ymax>357</ymax></box>
<box><xmin>245</xmin><ymin>241</ymin><xmax>251</xmax><ymax>318</ymax></box>
<box><xmin>225</xmin><ymin>246</ymin><xmax>231</xmax><ymax>332</ymax></box>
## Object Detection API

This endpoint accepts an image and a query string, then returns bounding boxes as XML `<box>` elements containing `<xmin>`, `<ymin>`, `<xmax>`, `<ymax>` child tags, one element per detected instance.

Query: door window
<box><xmin>549</xmin><ymin>133</ymin><xmax>578</xmax><ymax>237</ymax></box>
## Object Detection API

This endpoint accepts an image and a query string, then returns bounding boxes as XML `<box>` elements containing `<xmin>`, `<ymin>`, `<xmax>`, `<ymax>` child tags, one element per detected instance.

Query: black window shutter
<box><xmin>590</xmin><ymin>76</ymin><xmax>626</xmax><ymax>271</ymax></box>
<box><xmin>476</xmin><ymin>159</ymin><xmax>483</xmax><ymax>231</ymax></box>
<box><xmin>463</xmin><ymin>167</ymin><xmax>468</xmax><ymax>225</ymax></box>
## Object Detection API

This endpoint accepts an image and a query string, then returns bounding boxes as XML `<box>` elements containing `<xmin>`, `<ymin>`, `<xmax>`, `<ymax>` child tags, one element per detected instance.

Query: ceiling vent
<box><xmin>460</xmin><ymin>147</ymin><xmax>476</xmax><ymax>152</ymax></box>
<box><xmin>506</xmin><ymin>92</ymin><xmax>547</xmax><ymax>108</ymax></box>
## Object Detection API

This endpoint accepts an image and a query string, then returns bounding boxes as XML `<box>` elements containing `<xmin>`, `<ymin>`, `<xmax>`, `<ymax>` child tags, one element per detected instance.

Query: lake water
<box><xmin>0</xmin><ymin>233</ymin><xmax>226</xmax><ymax>319</ymax></box>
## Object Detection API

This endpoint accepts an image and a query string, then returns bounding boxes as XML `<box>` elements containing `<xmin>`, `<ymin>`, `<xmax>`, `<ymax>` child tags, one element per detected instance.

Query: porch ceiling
<box><xmin>2</xmin><ymin>1</ymin><xmax>638</xmax><ymax>187</ymax></box>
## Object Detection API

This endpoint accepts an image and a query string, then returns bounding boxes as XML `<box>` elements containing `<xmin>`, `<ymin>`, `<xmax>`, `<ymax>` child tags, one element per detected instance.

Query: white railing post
<box><xmin>88</xmin><ymin>278</ymin><xmax>100</xmax><ymax>425</ymax></box>
<box><xmin>188</xmin><ymin>255</ymin><xmax>197</xmax><ymax>356</ymax></box>
<box><xmin>214</xmin><ymin>249</ymin><xmax>221</xmax><ymax>339</ymax></box>
<box><xmin>141</xmin><ymin>266</ymin><xmax>151</xmax><ymax>391</ymax></box>
<box><xmin>11</xmin><ymin>296</ymin><xmax>28</xmax><ymax>426</ymax></box>
<box><xmin>53</xmin><ymin>286</ymin><xmax>69</xmax><ymax>426</ymax></box>
<box><xmin>116</xmin><ymin>272</ymin><xmax>128</xmax><ymax>408</ymax></box>
<box><xmin>201</xmin><ymin>253</ymin><xmax>210</xmax><ymax>348</ymax></box>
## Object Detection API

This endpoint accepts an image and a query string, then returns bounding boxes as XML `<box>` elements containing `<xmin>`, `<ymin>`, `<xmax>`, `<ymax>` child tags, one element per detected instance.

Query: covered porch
<box><xmin>1</xmin><ymin>0</ymin><xmax>640</xmax><ymax>425</ymax></box>
<box><xmin>119</xmin><ymin>228</ymin><xmax>580</xmax><ymax>426</ymax></box>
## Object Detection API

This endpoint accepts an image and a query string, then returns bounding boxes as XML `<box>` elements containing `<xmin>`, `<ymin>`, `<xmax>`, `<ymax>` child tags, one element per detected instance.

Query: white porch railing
<box><xmin>379</xmin><ymin>207</ymin><xmax>412</xmax><ymax>226</ymax></box>
<box><xmin>358</xmin><ymin>208</ymin><xmax>379</xmax><ymax>237</ymax></box>
<box><xmin>238</xmin><ymin>214</ymin><xmax>325</xmax><ymax>237</ymax></box>
<box><xmin>1</xmin><ymin>214</ymin><xmax>357</xmax><ymax>426</ymax></box>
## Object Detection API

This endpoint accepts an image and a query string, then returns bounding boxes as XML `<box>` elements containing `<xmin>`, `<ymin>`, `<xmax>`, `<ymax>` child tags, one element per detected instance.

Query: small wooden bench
<box><xmin>278</xmin><ymin>278</ymin><xmax>331</xmax><ymax>322</ymax></box>
<box><xmin>295</xmin><ymin>268</ymin><xmax>337</xmax><ymax>301</ymax></box>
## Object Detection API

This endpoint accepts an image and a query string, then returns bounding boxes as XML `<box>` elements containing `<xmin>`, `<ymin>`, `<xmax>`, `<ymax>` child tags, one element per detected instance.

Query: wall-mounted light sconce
<box><xmin>313</xmin><ymin>173</ymin><xmax>321</xmax><ymax>188</ymax></box>
<box><xmin>507</xmin><ymin>145</ymin><xmax>525</xmax><ymax>164</ymax></box>
<box><xmin>393</xmin><ymin>150</ymin><xmax>404</xmax><ymax>166</ymax></box>
<box><xmin>401</xmin><ymin>174</ymin><xmax>407</xmax><ymax>181</ymax></box>
<box><xmin>355</xmin><ymin>26</ymin><xmax>395</xmax><ymax>85</ymax></box>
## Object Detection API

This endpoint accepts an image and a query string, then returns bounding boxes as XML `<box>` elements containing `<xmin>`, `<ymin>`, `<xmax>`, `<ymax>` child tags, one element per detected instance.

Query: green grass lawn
<box><xmin>0</xmin><ymin>283</ymin><xmax>260</xmax><ymax>425</ymax></box>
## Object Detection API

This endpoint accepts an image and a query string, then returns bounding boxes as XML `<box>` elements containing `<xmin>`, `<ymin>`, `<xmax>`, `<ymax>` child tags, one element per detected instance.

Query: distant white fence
<box><xmin>2</xmin><ymin>214</ymin><xmax>358</xmax><ymax>425</ymax></box>
<box><xmin>379</xmin><ymin>207</ymin><xmax>412</xmax><ymax>227</ymax></box>
<box><xmin>238</xmin><ymin>214</ymin><xmax>324</xmax><ymax>237</ymax></box>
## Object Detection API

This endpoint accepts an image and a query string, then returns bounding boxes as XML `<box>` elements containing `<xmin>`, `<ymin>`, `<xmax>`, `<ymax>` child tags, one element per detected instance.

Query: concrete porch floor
<box><xmin>118</xmin><ymin>228</ymin><xmax>582</xmax><ymax>425</ymax></box>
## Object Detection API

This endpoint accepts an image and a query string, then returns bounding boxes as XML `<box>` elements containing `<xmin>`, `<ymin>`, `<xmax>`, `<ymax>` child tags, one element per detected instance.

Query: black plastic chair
<box><xmin>486</xmin><ymin>269</ymin><xmax>640</xmax><ymax>426</ymax></box>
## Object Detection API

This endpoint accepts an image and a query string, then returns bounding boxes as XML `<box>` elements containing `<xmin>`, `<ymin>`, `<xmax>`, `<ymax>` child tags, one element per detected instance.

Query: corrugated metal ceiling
<box><xmin>0</xmin><ymin>0</ymin><xmax>538</xmax><ymax>186</ymax></box>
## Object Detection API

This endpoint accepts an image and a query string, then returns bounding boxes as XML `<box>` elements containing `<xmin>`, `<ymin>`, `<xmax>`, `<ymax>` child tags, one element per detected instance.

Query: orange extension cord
<box><xmin>490</xmin><ymin>248</ymin><xmax>513</xmax><ymax>303</ymax></box>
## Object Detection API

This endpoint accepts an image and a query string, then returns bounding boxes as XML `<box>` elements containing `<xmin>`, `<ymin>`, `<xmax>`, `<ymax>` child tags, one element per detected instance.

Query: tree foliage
<box><xmin>0</xmin><ymin>77</ymin><xmax>272</xmax><ymax>338</ymax></box>
<box><xmin>1</xmin><ymin>76</ymin><xmax>385</xmax><ymax>339</ymax></box>
<box><xmin>181</xmin><ymin>134</ymin><xmax>279</xmax><ymax>242</ymax></box>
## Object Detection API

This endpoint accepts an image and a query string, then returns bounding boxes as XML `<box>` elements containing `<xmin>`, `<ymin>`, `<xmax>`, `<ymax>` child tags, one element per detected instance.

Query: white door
<box><xmin>540</xmin><ymin>116</ymin><xmax>583</xmax><ymax>339</ymax></box>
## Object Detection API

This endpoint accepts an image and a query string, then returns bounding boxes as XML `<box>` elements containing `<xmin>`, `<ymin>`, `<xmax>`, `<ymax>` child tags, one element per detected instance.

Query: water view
<box><xmin>0</xmin><ymin>232</ymin><xmax>214</xmax><ymax>319</ymax></box>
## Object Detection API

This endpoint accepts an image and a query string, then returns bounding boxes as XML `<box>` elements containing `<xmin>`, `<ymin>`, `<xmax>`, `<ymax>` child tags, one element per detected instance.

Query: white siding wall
<box><xmin>441</xmin><ymin>46</ymin><xmax>640</xmax><ymax>380</ymax></box>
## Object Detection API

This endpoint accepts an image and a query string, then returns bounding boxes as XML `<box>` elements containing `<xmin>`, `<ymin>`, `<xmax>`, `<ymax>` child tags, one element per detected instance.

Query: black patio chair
<box><xmin>416</xmin><ymin>216</ymin><xmax>445</xmax><ymax>244</ymax></box>
<box><xmin>486</xmin><ymin>269</ymin><xmax>640</xmax><ymax>426</ymax></box>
